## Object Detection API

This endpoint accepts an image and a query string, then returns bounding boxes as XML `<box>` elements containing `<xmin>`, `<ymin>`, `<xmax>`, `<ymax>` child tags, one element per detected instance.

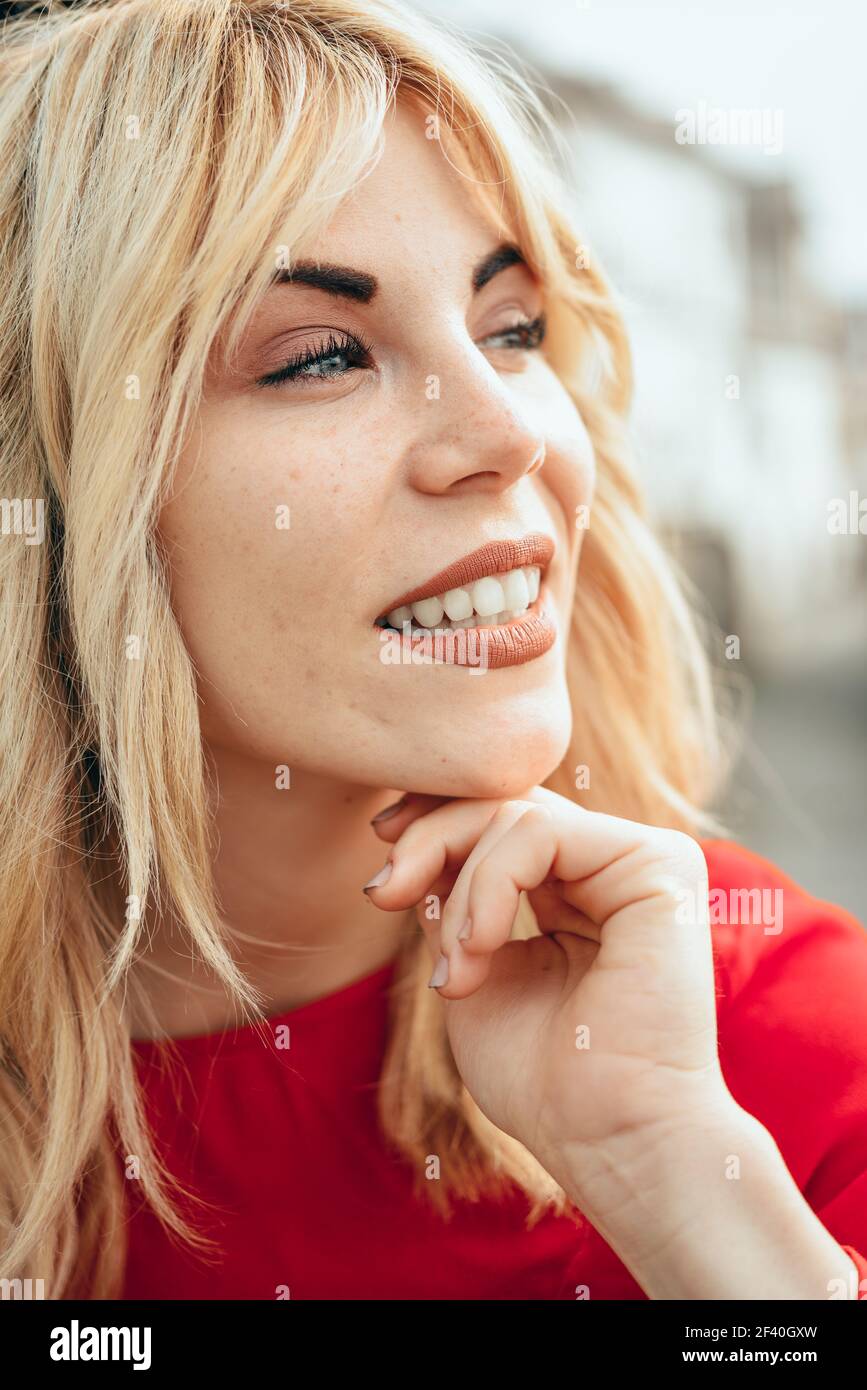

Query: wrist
<box><xmin>543</xmin><ymin>1088</ymin><xmax>749</xmax><ymax>1237</ymax></box>
<box><xmin>544</xmin><ymin>1096</ymin><xmax>858</xmax><ymax>1299</ymax></box>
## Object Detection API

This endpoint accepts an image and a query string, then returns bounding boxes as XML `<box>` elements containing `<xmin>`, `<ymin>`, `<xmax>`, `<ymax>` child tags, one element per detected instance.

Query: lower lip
<box><xmin>373</xmin><ymin>584</ymin><xmax>557</xmax><ymax>670</ymax></box>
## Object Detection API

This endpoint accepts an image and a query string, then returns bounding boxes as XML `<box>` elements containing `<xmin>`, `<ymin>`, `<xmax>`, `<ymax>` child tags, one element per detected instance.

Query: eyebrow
<box><xmin>269</xmin><ymin>241</ymin><xmax>528</xmax><ymax>304</ymax></box>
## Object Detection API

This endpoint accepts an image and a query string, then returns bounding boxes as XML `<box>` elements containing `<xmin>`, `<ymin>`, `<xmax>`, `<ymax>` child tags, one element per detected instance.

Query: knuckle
<box><xmin>491</xmin><ymin>800</ymin><xmax>546</xmax><ymax>833</ymax></box>
<box><xmin>470</xmin><ymin>854</ymin><xmax>500</xmax><ymax>895</ymax></box>
<box><xmin>653</xmin><ymin>828</ymin><xmax>706</xmax><ymax>879</ymax></box>
<box><xmin>522</xmin><ymin>803</ymin><xmax>554</xmax><ymax>829</ymax></box>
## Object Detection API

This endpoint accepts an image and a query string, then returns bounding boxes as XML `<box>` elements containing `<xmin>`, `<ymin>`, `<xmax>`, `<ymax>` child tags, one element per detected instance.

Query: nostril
<box><xmin>450</xmin><ymin>471</ymin><xmax>500</xmax><ymax>489</ymax></box>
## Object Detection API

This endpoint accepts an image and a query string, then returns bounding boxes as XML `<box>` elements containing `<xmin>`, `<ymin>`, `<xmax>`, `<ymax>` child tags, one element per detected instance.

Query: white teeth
<box><xmin>501</xmin><ymin>568</ymin><xmax>530</xmax><ymax>611</ymax></box>
<box><xmin>411</xmin><ymin>596</ymin><xmax>445</xmax><ymax>628</ymax></box>
<box><xmin>442</xmin><ymin>586</ymin><xmax>473</xmax><ymax>621</ymax></box>
<box><xmin>470</xmin><ymin>576</ymin><xmax>505</xmax><ymax>617</ymax></box>
<box><xmin>383</xmin><ymin>564</ymin><xmax>542</xmax><ymax>630</ymax></box>
<box><xmin>387</xmin><ymin>604</ymin><xmax>412</xmax><ymax>628</ymax></box>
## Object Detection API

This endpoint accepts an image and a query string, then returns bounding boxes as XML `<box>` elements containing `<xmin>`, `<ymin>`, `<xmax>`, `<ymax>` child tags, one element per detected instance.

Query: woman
<box><xmin>1</xmin><ymin>0</ymin><xmax>865</xmax><ymax>1301</ymax></box>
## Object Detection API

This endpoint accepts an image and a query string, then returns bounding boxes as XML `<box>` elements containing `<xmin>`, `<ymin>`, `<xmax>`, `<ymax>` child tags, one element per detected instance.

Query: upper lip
<box><xmin>377</xmin><ymin>532</ymin><xmax>555</xmax><ymax>617</ymax></box>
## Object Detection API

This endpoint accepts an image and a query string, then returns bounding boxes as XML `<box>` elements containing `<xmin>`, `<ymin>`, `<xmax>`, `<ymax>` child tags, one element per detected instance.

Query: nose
<box><xmin>404</xmin><ymin>347</ymin><xmax>546</xmax><ymax>496</ymax></box>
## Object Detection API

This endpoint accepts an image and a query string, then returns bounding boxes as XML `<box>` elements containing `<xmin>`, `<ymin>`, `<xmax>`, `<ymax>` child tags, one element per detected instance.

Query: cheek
<box><xmin>156</xmin><ymin>412</ymin><xmax>382</xmax><ymax>687</ymax></box>
<box><xmin>537</xmin><ymin>365</ymin><xmax>595</xmax><ymax>477</ymax></box>
<box><xmin>542</xmin><ymin>397</ymin><xmax>597</xmax><ymax>532</ymax></box>
<box><xmin>157</xmin><ymin>429</ymin><xmax>279</xmax><ymax>638</ymax></box>
<box><xmin>163</xmin><ymin>409</ymin><xmax>345</xmax><ymax>579</ymax></box>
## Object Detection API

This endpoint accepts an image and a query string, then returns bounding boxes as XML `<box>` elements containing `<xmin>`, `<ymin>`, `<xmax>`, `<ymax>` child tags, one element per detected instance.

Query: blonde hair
<box><xmin>0</xmin><ymin>0</ymin><xmax>731</xmax><ymax>1297</ymax></box>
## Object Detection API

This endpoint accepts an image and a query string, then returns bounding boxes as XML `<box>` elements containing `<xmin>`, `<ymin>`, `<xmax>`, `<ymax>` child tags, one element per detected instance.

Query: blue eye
<box><xmin>255</xmin><ymin>312</ymin><xmax>547</xmax><ymax>390</ymax></box>
<box><xmin>481</xmin><ymin>313</ymin><xmax>547</xmax><ymax>352</ymax></box>
<box><xmin>256</xmin><ymin>331</ymin><xmax>373</xmax><ymax>389</ymax></box>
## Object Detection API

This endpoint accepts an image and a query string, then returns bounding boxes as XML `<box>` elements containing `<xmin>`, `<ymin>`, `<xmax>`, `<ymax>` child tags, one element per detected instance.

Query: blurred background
<box><xmin>415</xmin><ymin>0</ymin><xmax>867</xmax><ymax>920</ymax></box>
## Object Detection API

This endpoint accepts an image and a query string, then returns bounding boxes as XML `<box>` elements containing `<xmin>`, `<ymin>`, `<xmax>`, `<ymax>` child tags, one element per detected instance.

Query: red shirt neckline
<box><xmin>130</xmin><ymin>956</ymin><xmax>400</xmax><ymax>1059</ymax></box>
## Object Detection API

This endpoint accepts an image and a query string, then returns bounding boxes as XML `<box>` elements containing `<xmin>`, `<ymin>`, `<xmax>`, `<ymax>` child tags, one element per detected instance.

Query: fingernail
<box><xmin>428</xmin><ymin>953</ymin><xmax>449</xmax><ymax>988</ymax></box>
<box><xmin>370</xmin><ymin>797</ymin><xmax>407</xmax><ymax>824</ymax></box>
<box><xmin>457</xmin><ymin>916</ymin><xmax>472</xmax><ymax>942</ymax></box>
<box><xmin>363</xmin><ymin>860</ymin><xmax>393</xmax><ymax>892</ymax></box>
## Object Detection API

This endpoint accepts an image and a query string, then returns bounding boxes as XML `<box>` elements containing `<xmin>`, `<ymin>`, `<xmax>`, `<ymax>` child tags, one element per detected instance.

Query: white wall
<box><xmin>552</xmin><ymin>110</ymin><xmax>852</xmax><ymax>665</ymax></box>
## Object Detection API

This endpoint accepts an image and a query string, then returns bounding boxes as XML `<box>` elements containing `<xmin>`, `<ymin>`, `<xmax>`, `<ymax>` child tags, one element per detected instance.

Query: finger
<box><xmin>410</xmin><ymin>859</ymin><xmax>477</xmax><ymax>983</ymax></box>
<box><xmin>509</xmin><ymin>788</ymin><xmax>708</xmax><ymax>931</ymax></box>
<box><xmin>369</xmin><ymin>782</ymin><xmax>537</xmax><ymax>845</ymax></box>
<box><xmin>364</xmin><ymin>862</ymin><xmax>458</xmax><ymax>924</ymax></box>
<box><xmin>436</xmin><ymin>802</ymin><xmax>636</xmax><ymax>999</ymax></box>
<box><xmin>362</xmin><ymin>797</ymin><xmax>517</xmax><ymax>911</ymax></box>
<box><xmin>433</xmin><ymin>801</ymin><xmax>543</xmax><ymax>998</ymax></box>
<box><xmin>366</xmin><ymin>799</ymin><xmax>533</xmax><ymax>996</ymax></box>
<box><xmin>503</xmin><ymin>793</ymin><xmax>712</xmax><ymax>991</ymax></box>
<box><xmin>442</xmin><ymin>804</ymin><xmax>556</xmax><ymax>966</ymax></box>
<box><xmin>413</xmin><ymin>898</ymin><xmax>444</xmax><ymax>978</ymax></box>
<box><xmin>404</xmin><ymin>866</ymin><xmax>461</xmax><ymax>957</ymax></box>
<box><xmin>368</xmin><ymin>792</ymin><xmax>452</xmax><ymax>843</ymax></box>
<box><xmin>526</xmin><ymin>881</ymin><xmax>601</xmax><ymax>943</ymax></box>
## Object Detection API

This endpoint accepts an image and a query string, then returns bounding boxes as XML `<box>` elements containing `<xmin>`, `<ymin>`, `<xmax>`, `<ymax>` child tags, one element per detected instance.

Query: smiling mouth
<box><xmin>375</xmin><ymin>533</ymin><xmax>555</xmax><ymax>633</ymax></box>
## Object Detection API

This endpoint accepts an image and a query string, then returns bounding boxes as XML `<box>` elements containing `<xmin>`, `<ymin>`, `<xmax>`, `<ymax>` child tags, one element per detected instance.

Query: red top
<box><xmin>121</xmin><ymin>840</ymin><xmax>867</xmax><ymax>1300</ymax></box>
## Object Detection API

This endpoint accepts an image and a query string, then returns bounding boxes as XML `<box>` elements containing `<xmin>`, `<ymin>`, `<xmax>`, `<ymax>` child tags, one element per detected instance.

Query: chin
<box><xmin>405</xmin><ymin>691</ymin><xmax>574</xmax><ymax>800</ymax></box>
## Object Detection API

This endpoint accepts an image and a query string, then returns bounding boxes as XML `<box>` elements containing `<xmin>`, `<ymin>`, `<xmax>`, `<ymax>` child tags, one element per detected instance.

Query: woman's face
<box><xmin>158</xmin><ymin>101</ymin><xmax>595</xmax><ymax>799</ymax></box>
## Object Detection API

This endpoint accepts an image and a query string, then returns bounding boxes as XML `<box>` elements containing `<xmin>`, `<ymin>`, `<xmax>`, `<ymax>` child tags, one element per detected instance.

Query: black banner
<box><xmin>4</xmin><ymin>1298</ymin><xmax>863</xmax><ymax>1375</ymax></box>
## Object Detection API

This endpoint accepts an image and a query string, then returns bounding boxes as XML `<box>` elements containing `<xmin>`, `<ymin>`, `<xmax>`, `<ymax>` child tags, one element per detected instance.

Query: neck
<box><xmin>128</xmin><ymin>747</ymin><xmax>409</xmax><ymax>1040</ymax></box>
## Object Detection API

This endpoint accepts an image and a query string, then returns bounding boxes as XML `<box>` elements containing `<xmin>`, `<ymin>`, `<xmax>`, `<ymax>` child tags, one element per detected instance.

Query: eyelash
<box><xmin>255</xmin><ymin>313</ymin><xmax>547</xmax><ymax>389</ymax></box>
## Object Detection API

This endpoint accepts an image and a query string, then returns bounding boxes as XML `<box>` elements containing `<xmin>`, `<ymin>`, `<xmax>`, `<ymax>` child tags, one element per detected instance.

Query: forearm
<box><xmin>548</xmin><ymin>1102</ymin><xmax>860</xmax><ymax>1300</ymax></box>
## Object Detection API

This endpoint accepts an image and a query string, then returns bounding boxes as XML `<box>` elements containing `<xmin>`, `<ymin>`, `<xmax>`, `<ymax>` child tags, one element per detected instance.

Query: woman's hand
<box><xmin>365</xmin><ymin>787</ymin><xmax>738</xmax><ymax>1208</ymax></box>
<box><xmin>366</xmin><ymin>792</ymin><xmax>864</xmax><ymax>1301</ymax></box>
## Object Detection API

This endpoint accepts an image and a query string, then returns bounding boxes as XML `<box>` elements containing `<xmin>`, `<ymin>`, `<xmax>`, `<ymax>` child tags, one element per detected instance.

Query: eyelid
<box><xmin>252</xmin><ymin>319</ymin><xmax>367</xmax><ymax>367</ymax></box>
<box><xmin>480</xmin><ymin>310</ymin><xmax>547</xmax><ymax>351</ymax></box>
<box><xmin>478</xmin><ymin>294</ymin><xmax>545</xmax><ymax>335</ymax></box>
<box><xmin>254</xmin><ymin>328</ymin><xmax>372</xmax><ymax>388</ymax></box>
<box><xmin>481</xmin><ymin>308</ymin><xmax>543</xmax><ymax>333</ymax></box>
<box><xmin>254</xmin><ymin>307</ymin><xmax>547</xmax><ymax>390</ymax></box>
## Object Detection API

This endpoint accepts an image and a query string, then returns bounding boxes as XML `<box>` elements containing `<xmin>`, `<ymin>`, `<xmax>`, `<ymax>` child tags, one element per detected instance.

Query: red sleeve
<box><xmin>703</xmin><ymin>840</ymin><xmax>867</xmax><ymax>1299</ymax></box>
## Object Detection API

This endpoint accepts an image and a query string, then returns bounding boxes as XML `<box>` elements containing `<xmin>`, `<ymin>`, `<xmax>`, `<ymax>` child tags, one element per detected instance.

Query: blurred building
<box><xmin>539</xmin><ymin>75</ymin><xmax>867</xmax><ymax>674</ymax></box>
<box><xmin>526</xmin><ymin>72</ymin><xmax>867</xmax><ymax>921</ymax></box>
